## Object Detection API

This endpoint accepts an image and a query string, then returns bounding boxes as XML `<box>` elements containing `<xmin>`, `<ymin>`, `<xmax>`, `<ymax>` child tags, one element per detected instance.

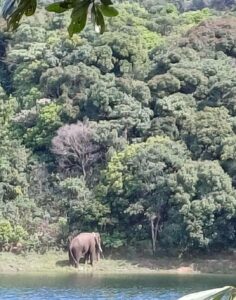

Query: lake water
<box><xmin>0</xmin><ymin>273</ymin><xmax>235</xmax><ymax>300</ymax></box>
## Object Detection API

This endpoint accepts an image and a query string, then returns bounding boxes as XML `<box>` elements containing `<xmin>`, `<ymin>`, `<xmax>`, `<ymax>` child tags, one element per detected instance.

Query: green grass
<box><xmin>0</xmin><ymin>251</ymin><xmax>236</xmax><ymax>275</ymax></box>
<box><xmin>0</xmin><ymin>251</ymin><xmax>158</xmax><ymax>274</ymax></box>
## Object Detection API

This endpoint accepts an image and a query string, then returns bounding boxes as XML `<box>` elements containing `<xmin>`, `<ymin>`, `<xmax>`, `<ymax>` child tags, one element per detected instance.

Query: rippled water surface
<box><xmin>0</xmin><ymin>273</ymin><xmax>235</xmax><ymax>300</ymax></box>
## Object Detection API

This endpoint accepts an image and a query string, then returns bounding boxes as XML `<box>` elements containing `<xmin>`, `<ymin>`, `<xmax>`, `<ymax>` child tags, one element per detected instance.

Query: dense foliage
<box><xmin>1</xmin><ymin>0</ymin><xmax>236</xmax><ymax>255</ymax></box>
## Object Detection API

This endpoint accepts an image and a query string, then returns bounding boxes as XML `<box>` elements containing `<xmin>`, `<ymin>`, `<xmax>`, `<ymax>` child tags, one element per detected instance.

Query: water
<box><xmin>0</xmin><ymin>273</ymin><xmax>235</xmax><ymax>300</ymax></box>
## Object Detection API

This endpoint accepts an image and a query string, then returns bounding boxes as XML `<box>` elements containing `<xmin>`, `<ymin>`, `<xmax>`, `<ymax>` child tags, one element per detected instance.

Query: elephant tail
<box><xmin>69</xmin><ymin>245</ymin><xmax>78</xmax><ymax>266</ymax></box>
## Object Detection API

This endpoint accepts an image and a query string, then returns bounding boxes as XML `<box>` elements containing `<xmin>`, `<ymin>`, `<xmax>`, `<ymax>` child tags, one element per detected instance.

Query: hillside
<box><xmin>0</xmin><ymin>1</ymin><xmax>236</xmax><ymax>256</ymax></box>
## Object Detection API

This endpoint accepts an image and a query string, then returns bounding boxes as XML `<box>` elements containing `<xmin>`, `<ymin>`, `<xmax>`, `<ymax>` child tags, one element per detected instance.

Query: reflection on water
<box><xmin>0</xmin><ymin>273</ymin><xmax>235</xmax><ymax>300</ymax></box>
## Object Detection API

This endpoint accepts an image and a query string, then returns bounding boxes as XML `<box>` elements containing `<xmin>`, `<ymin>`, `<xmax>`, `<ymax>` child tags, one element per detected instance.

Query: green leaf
<box><xmin>68</xmin><ymin>0</ymin><xmax>90</xmax><ymax>37</ymax></box>
<box><xmin>101</xmin><ymin>0</ymin><xmax>113</xmax><ymax>5</ymax></box>
<box><xmin>46</xmin><ymin>2</ymin><xmax>72</xmax><ymax>13</ymax></box>
<box><xmin>98</xmin><ymin>4</ymin><xmax>119</xmax><ymax>17</ymax></box>
<box><xmin>94</xmin><ymin>4</ymin><xmax>106</xmax><ymax>34</ymax></box>
<box><xmin>5</xmin><ymin>0</ymin><xmax>119</xmax><ymax>34</ymax></box>
<box><xmin>24</xmin><ymin>0</ymin><xmax>37</xmax><ymax>16</ymax></box>
<box><xmin>7</xmin><ymin>0</ymin><xmax>37</xmax><ymax>30</ymax></box>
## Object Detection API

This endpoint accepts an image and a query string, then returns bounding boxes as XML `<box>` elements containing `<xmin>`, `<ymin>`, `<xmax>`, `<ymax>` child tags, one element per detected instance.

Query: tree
<box><xmin>51</xmin><ymin>121</ymin><xmax>102</xmax><ymax>179</ymax></box>
<box><xmin>22</xmin><ymin>102</ymin><xmax>63</xmax><ymax>151</ymax></box>
<box><xmin>180</xmin><ymin>17</ymin><xmax>236</xmax><ymax>55</ymax></box>
<box><xmin>59</xmin><ymin>176</ymin><xmax>108</xmax><ymax>232</ymax></box>
<box><xmin>98</xmin><ymin>136</ymin><xmax>190</xmax><ymax>253</ymax></box>
<box><xmin>0</xmin><ymin>96</ymin><xmax>38</xmax><ymax>235</ymax></box>
<box><xmin>78</xmin><ymin>75</ymin><xmax>153</xmax><ymax>138</ymax></box>
<box><xmin>168</xmin><ymin>160</ymin><xmax>236</xmax><ymax>251</ymax></box>
<box><xmin>182</xmin><ymin>107</ymin><xmax>233</xmax><ymax>160</ymax></box>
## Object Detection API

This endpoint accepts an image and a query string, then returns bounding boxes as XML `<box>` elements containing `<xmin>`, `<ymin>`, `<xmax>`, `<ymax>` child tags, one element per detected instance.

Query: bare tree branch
<box><xmin>51</xmin><ymin>121</ymin><xmax>101</xmax><ymax>179</ymax></box>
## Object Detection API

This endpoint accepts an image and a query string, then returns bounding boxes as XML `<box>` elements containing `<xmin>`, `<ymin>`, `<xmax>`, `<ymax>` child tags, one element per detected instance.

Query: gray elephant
<box><xmin>69</xmin><ymin>232</ymin><xmax>103</xmax><ymax>267</ymax></box>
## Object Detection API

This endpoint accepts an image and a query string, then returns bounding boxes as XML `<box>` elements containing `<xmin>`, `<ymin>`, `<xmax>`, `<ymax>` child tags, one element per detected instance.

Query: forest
<box><xmin>1</xmin><ymin>0</ymin><xmax>236</xmax><ymax>256</ymax></box>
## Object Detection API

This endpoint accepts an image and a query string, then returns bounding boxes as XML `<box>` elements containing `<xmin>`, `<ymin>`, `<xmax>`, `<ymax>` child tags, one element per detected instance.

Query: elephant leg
<box><xmin>84</xmin><ymin>252</ymin><xmax>90</xmax><ymax>264</ymax></box>
<box><xmin>69</xmin><ymin>249</ymin><xmax>74</xmax><ymax>266</ymax></box>
<box><xmin>72</xmin><ymin>248</ymin><xmax>83</xmax><ymax>268</ymax></box>
<box><xmin>95</xmin><ymin>244</ymin><xmax>103</xmax><ymax>261</ymax></box>
<box><xmin>90</xmin><ymin>249</ymin><xmax>97</xmax><ymax>266</ymax></box>
<box><xmin>96</xmin><ymin>250</ymin><xmax>101</xmax><ymax>261</ymax></box>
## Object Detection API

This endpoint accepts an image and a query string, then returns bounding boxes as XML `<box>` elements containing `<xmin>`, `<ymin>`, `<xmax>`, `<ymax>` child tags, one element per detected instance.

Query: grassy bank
<box><xmin>1</xmin><ymin>251</ymin><xmax>236</xmax><ymax>275</ymax></box>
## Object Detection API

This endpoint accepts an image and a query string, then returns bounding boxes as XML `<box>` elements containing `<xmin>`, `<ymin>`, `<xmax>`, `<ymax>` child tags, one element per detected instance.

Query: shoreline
<box><xmin>0</xmin><ymin>251</ymin><xmax>236</xmax><ymax>275</ymax></box>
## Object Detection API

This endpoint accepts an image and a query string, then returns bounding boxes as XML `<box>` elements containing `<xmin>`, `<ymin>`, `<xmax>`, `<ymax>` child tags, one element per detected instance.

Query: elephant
<box><xmin>69</xmin><ymin>232</ymin><xmax>103</xmax><ymax>267</ymax></box>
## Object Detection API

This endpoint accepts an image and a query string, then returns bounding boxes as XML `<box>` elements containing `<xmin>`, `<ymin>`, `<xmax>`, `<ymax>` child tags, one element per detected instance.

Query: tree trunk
<box><xmin>150</xmin><ymin>214</ymin><xmax>161</xmax><ymax>255</ymax></box>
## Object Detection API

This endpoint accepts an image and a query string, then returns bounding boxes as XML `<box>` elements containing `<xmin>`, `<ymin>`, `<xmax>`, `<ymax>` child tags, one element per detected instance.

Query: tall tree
<box><xmin>98</xmin><ymin>136</ymin><xmax>190</xmax><ymax>253</ymax></box>
<box><xmin>51</xmin><ymin>121</ymin><xmax>102</xmax><ymax>179</ymax></box>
